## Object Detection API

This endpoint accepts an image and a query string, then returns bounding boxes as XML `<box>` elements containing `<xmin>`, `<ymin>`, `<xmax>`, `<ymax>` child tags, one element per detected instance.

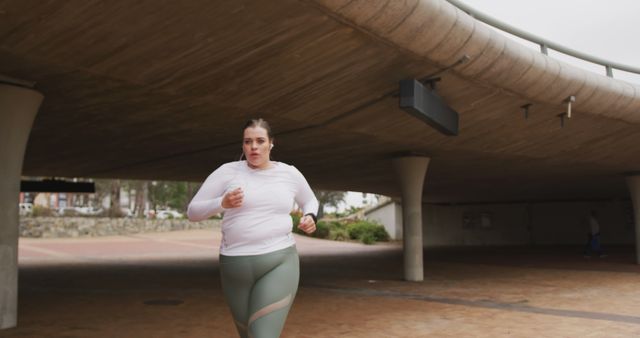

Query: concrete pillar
<box><xmin>0</xmin><ymin>83</ymin><xmax>43</xmax><ymax>329</ymax></box>
<box><xmin>626</xmin><ymin>175</ymin><xmax>640</xmax><ymax>265</ymax></box>
<box><xmin>392</xmin><ymin>156</ymin><xmax>430</xmax><ymax>281</ymax></box>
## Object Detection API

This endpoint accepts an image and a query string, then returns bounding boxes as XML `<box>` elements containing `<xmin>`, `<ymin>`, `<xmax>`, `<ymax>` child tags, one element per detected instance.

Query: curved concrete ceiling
<box><xmin>2</xmin><ymin>0</ymin><xmax>639</xmax><ymax>203</ymax></box>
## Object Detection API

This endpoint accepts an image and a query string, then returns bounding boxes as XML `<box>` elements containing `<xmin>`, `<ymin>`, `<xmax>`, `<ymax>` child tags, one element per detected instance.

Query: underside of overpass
<box><xmin>2</xmin><ymin>0</ymin><xmax>640</xmax><ymax>331</ymax></box>
<box><xmin>1</xmin><ymin>0</ymin><xmax>639</xmax><ymax>202</ymax></box>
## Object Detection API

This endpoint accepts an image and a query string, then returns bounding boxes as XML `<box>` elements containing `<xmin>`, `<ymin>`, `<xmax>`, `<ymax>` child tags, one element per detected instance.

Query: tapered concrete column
<box><xmin>0</xmin><ymin>83</ymin><xmax>43</xmax><ymax>329</ymax></box>
<box><xmin>627</xmin><ymin>175</ymin><xmax>640</xmax><ymax>265</ymax></box>
<box><xmin>393</xmin><ymin>156</ymin><xmax>430</xmax><ymax>281</ymax></box>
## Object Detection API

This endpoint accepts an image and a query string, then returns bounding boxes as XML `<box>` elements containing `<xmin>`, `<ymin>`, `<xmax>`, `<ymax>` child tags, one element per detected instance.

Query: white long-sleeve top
<box><xmin>187</xmin><ymin>161</ymin><xmax>319</xmax><ymax>256</ymax></box>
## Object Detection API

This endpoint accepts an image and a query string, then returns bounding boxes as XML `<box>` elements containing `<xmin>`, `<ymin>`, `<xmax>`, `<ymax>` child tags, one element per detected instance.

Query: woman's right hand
<box><xmin>222</xmin><ymin>188</ymin><xmax>244</xmax><ymax>208</ymax></box>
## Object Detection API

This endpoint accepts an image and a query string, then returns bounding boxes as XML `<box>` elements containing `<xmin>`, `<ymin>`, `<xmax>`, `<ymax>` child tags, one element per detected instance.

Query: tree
<box><xmin>148</xmin><ymin>181</ymin><xmax>192</xmax><ymax>212</ymax></box>
<box><xmin>131</xmin><ymin>180</ymin><xmax>148</xmax><ymax>218</ymax></box>
<box><xmin>91</xmin><ymin>179</ymin><xmax>111</xmax><ymax>209</ymax></box>
<box><xmin>313</xmin><ymin>190</ymin><xmax>346</xmax><ymax>219</ymax></box>
<box><xmin>185</xmin><ymin>182</ymin><xmax>200</xmax><ymax>211</ymax></box>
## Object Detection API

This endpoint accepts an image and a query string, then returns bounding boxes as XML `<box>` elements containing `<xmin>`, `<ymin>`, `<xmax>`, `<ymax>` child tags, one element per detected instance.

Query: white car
<box><xmin>56</xmin><ymin>206</ymin><xmax>102</xmax><ymax>216</ymax></box>
<box><xmin>119</xmin><ymin>207</ymin><xmax>134</xmax><ymax>217</ymax></box>
<box><xmin>57</xmin><ymin>206</ymin><xmax>78</xmax><ymax>216</ymax></box>
<box><xmin>76</xmin><ymin>206</ymin><xmax>103</xmax><ymax>216</ymax></box>
<box><xmin>19</xmin><ymin>203</ymin><xmax>33</xmax><ymax>216</ymax></box>
<box><xmin>156</xmin><ymin>210</ymin><xmax>184</xmax><ymax>219</ymax></box>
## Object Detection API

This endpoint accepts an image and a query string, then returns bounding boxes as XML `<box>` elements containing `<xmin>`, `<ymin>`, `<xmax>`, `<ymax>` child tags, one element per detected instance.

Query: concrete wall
<box><xmin>424</xmin><ymin>203</ymin><xmax>530</xmax><ymax>247</ymax></box>
<box><xmin>20</xmin><ymin>217</ymin><xmax>220</xmax><ymax>238</ymax></box>
<box><xmin>423</xmin><ymin>200</ymin><xmax>635</xmax><ymax>247</ymax></box>
<box><xmin>529</xmin><ymin>202</ymin><xmax>634</xmax><ymax>245</ymax></box>
<box><xmin>366</xmin><ymin>200</ymin><xmax>635</xmax><ymax>246</ymax></box>
<box><xmin>367</xmin><ymin>202</ymin><xmax>403</xmax><ymax>240</ymax></box>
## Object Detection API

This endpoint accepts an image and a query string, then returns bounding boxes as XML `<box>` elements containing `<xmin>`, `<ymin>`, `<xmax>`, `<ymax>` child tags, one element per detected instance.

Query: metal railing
<box><xmin>446</xmin><ymin>0</ymin><xmax>640</xmax><ymax>78</ymax></box>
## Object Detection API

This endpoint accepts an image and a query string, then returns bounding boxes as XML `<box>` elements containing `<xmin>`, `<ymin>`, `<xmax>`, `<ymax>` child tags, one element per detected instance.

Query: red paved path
<box><xmin>6</xmin><ymin>230</ymin><xmax>640</xmax><ymax>338</ymax></box>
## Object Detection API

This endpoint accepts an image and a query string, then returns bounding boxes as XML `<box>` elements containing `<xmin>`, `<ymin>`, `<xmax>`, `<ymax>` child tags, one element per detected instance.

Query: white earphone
<box><xmin>270</xmin><ymin>144</ymin><xmax>274</xmax><ymax>149</ymax></box>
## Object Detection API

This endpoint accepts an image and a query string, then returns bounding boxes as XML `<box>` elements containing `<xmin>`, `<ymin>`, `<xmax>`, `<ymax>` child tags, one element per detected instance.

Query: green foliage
<box><xmin>313</xmin><ymin>190</ymin><xmax>347</xmax><ymax>219</ymax></box>
<box><xmin>92</xmin><ymin>179</ymin><xmax>111</xmax><ymax>208</ymax></box>
<box><xmin>291</xmin><ymin>215</ymin><xmax>389</xmax><ymax>245</ymax></box>
<box><xmin>347</xmin><ymin>221</ymin><xmax>390</xmax><ymax>244</ymax></box>
<box><xmin>329</xmin><ymin>227</ymin><xmax>349</xmax><ymax>241</ymax></box>
<box><xmin>314</xmin><ymin>190</ymin><xmax>346</xmax><ymax>208</ymax></box>
<box><xmin>312</xmin><ymin>221</ymin><xmax>330</xmax><ymax>239</ymax></box>
<box><xmin>291</xmin><ymin>213</ymin><xmax>303</xmax><ymax>234</ymax></box>
<box><xmin>291</xmin><ymin>213</ymin><xmax>301</xmax><ymax>226</ymax></box>
<box><xmin>149</xmin><ymin>181</ymin><xmax>186</xmax><ymax>211</ymax></box>
<box><xmin>360</xmin><ymin>232</ymin><xmax>376</xmax><ymax>245</ymax></box>
<box><xmin>32</xmin><ymin>205</ymin><xmax>55</xmax><ymax>217</ymax></box>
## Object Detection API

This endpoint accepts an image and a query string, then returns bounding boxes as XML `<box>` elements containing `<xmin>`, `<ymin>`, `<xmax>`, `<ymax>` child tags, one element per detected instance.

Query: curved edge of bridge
<box><xmin>312</xmin><ymin>0</ymin><xmax>640</xmax><ymax>123</ymax></box>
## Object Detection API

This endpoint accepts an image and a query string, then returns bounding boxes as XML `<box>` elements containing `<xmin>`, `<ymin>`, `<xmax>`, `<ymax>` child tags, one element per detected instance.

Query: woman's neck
<box><xmin>247</xmin><ymin>160</ymin><xmax>273</xmax><ymax>170</ymax></box>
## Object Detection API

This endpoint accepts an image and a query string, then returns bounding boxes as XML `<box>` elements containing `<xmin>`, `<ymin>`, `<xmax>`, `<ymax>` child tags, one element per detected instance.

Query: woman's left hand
<box><xmin>298</xmin><ymin>215</ymin><xmax>316</xmax><ymax>234</ymax></box>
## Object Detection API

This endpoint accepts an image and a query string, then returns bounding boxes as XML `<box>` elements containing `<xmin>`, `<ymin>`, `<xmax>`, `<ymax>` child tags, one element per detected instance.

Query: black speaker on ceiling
<box><xmin>399</xmin><ymin>79</ymin><xmax>459</xmax><ymax>136</ymax></box>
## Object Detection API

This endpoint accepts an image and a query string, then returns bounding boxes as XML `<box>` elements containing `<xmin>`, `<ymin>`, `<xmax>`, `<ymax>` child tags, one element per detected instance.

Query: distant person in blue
<box><xmin>584</xmin><ymin>210</ymin><xmax>606</xmax><ymax>258</ymax></box>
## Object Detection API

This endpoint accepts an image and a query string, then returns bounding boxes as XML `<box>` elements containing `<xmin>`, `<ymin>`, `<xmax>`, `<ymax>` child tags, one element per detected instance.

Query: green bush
<box><xmin>327</xmin><ymin>221</ymin><xmax>345</xmax><ymax>231</ymax></box>
<box><xmin>347</xmin><ymin>221</ymin><xmax>390</xmax><ymax>244</ymax></box>
<box><xmin>312</xmin><ymin>221</ymin><xmax>330</xmax><ymax>239</ymax></box>
<box><xmin>32</xmin><ymin>205</ymin><xmax>55</xmax><ymax>217</ymax></box>
<box><xmin>291</xmin><ymin>213</ymin><xmax>301</xmax><ymax>226</ymax></box>
<box><xmin>360</xmin><ymin>232</ymin><xmax>376</xmax><ymax>245</ymax></box>
<box><xmin>329</xmin><ymin>228</ymin><xmax>349</xmax><ymax>241</ymax></box>
<box><xmin>291</xmin><ymin>213</ymin><xmax>303</xmax><ymax>234</ymax></box>
<box><xmin>373</xmin><ymin>225</ymin><xmax>390</xmax><ymax>242</ymax></box>
<box><xmin>291</xmin><ymin>215</ymin><xmax>389</xmax><ymax>244</ymax></box>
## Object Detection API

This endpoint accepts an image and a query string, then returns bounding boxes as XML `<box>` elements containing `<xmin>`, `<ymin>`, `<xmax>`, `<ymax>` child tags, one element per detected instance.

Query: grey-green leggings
<box><xmin>220</xmin><ymin>245</ymin><xmax>299</xmax><ymax>338</ymax></box>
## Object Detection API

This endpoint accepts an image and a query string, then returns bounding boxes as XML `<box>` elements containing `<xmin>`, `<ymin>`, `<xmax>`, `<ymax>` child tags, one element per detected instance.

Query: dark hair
<box><xmin>243</xmin><ymin>118</ymin><xmax>273</xmax><ymax>140</ymax></box>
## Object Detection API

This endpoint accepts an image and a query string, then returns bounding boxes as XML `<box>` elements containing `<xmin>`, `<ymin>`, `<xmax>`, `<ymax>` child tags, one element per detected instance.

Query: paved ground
<box><xmin>5</xmin><ymin>230</ymin><xmax>640</xmax><ymax>337</ymax></box>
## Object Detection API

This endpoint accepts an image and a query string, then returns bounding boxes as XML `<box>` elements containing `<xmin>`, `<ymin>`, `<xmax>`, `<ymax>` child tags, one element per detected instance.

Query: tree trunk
<box><xmin>109</xmin><ymin>179</ymin><xmax>122</xmax><ymax>217</ymax></box>
<box><xmin>128</xmin><ymin>184</ymin><xmax>133</xmax><ymax>211</ymax></box>
<box><xmin>133</xmin><ymin>181</ymin><xmax>144</xmax><ymax>218</ymax></box>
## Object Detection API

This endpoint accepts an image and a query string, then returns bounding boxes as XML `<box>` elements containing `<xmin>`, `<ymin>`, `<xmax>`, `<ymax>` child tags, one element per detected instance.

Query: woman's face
<box><xmin>243</xmin><ymin>126</ymin><xmax>272</xmax><ymax>169</ymax></box>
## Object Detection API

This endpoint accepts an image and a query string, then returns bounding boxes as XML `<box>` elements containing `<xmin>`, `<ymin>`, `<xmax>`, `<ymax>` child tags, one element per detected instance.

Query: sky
<box><xmin>458</xmin><ymin>0</ymin><xmax>640</xmax><ymax>83</ymax></box>
<box><xmin>341</xmin><ymin>1</ymin><xmax>640</xmax><ymax>211</ymax></box>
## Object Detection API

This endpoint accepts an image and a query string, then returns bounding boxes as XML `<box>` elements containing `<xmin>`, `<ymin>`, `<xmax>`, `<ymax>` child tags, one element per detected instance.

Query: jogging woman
<box><xmin>187</xmin><ymin>118</ymin><xmax>318</xmax><ymax>338</ymax></box>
